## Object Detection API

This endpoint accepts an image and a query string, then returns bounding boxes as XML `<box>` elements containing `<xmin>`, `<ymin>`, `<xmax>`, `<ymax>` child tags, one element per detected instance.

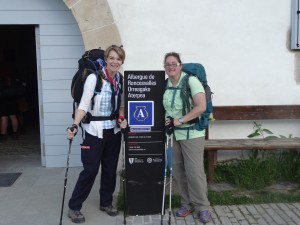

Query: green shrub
<box><xmin>214</xmin><ymin>122</ymin><xmax>300</xmax><ymax>189</ymax></box>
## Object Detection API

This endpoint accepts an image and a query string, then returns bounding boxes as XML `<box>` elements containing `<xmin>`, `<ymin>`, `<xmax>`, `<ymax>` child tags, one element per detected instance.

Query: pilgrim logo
<box><xmin>134</xmin><ymin>106</ymin><xmax>148</xmax><ymax>121</ymax></box>
<box><xmin>128</xmin><ymin>101</ymin><xmax>154</xmax><ymax>126</ymax></box>
<box><xmin>129</xmin><ymin>158</ymin><xmax>134</xmax><ymax>164</ymax></box>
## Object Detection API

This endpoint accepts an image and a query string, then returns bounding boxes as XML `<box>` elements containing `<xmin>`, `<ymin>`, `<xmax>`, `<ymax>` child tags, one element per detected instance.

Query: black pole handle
<box><xmin>165</xmin><ymin>116</ymin><xmax>174</xmax><ymax>135</ymax></box>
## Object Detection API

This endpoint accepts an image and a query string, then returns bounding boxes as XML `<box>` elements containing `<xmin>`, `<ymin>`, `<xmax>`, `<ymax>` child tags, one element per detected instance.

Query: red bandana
<box><xmin>105</xmin><ymin>68</ymin><xmax>113</xmax><ymax>84</ymax></box>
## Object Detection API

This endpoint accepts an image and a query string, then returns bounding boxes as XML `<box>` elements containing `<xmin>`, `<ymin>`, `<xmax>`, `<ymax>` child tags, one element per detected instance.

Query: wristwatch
<box><xmin>178</xmin><ymin>117</ymin><xmax>185</xmax><ymax>124</ymax></box>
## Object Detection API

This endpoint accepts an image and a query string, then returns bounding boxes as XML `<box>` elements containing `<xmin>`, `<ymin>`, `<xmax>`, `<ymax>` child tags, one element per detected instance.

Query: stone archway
<box><xmin>63</xmin><ymin>0</ymin><xmax>121</xmax><ymax>51</ymax></box>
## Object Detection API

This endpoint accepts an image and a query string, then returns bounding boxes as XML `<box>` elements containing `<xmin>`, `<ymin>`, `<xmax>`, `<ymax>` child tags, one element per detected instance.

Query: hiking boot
<box><xmin>100</xmin><ymin>205</ymin><xmax>119</xmax><ymax>216</ymax></box>
<box><xmin>175</xmin><ymin>204</ymin><xmax>194</xmax><ymax>217</ymax></box>
<box><xmin>68</xmin><ymin>209</ymin><xmax>85</xmax><ymax>223</ymax></box>
<box><xmin>199</xmin><ymin>210</ymin><xmax>210</xmax><ymax>223</ymax></box>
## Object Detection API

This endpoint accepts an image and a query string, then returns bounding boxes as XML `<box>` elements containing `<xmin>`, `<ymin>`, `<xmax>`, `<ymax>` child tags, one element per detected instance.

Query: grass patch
<box><xmin>214</xmin><ymin>149</ymin><xmax>300</xmax><ymax>190</ymax></box>
<box><xmin>208</xmin><ymin>189</ymin><xmax>300</xmax><ymax>205</ymax></box>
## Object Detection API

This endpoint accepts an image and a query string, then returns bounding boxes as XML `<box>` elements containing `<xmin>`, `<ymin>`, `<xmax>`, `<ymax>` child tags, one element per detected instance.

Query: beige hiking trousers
<box><xmin>172</xmin><ymin>136</ymin><xmax>210</xmax><ymax>211</ymax></box>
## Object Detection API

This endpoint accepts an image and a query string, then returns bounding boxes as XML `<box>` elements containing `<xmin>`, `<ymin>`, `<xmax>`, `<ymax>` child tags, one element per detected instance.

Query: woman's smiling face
<box><xmin>164</xmin><ymin>56</ymin><xmax>182</xmax><ymax>77</ymax></box>
<box><xmin>105</xmin><ymin>50</ymin><xmax>122</xmax><ymax>75</ymax></box>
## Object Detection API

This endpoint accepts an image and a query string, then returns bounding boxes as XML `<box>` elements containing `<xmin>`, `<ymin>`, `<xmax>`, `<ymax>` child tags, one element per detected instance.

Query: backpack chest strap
<box><xmin>167</xmin><ymin>86</ymin><xmax>180</xmax><ymax>108</ymax></box>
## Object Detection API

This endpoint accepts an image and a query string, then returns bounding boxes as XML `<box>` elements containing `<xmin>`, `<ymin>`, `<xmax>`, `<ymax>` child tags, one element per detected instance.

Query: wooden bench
<box><xmin>204</xmin><ymin>105</ymin><xmax>300</xmax><ymax>183</ymax></box>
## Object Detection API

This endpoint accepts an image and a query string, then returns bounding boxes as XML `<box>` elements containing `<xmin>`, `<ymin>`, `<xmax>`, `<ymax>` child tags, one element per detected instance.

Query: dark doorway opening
<box><xmin>0</xmin><ymin>25</ymin><xmax>40</xmax><ymax>156</ymax></box>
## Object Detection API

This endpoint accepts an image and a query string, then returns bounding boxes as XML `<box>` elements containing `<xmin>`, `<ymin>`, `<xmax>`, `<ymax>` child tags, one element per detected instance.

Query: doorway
<box><xmin>0</xmin><ymin>25</ymin><xmax>40</xmax><ymax>156</ymax></box>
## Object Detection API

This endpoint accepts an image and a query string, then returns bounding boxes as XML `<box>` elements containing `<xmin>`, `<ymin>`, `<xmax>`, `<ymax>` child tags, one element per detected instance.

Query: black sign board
<box><xmin>124</xmin><ymin>70</ymin><xmax>165</xmax><ymax>215</ymax></box>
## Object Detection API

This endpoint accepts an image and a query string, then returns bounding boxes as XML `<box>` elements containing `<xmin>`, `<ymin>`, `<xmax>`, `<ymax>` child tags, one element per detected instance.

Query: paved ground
<box><xmin>1</xmin><ymin>128</ymin><xmax>300</xmax><ymax>225</ymax></box>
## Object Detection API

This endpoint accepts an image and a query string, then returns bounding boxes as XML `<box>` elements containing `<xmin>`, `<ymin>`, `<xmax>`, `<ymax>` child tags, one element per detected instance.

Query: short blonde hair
<box><xmin>104</xmin><ymin>45</ymin><xmax>126</xmax><ymax>64</ymax></box>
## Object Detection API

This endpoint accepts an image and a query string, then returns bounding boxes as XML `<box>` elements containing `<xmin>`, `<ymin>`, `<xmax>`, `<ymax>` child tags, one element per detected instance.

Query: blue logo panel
<box><xmin>128</xmin><ymin>101</ymin><xmax>154</xmax><ymax>126</ymax></box>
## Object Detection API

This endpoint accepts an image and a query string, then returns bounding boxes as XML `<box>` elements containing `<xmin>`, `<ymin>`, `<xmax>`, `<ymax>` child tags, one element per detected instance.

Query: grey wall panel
<box><xmin>45</xmin><ymin>145</ymin><xmax>81</xmax><ymax>156</ymax></box>
<box><xmin>40</xmin><ymin>46</ymin><xmax>83</xmax><ymax>59</ymax></box>
<box><xmin>43</xmin><ymin>102</ymin><xmax>73</xmax><ymax>116</ymax></box>
<box><xmin>43</xmin><ymin>90</ymin><xmax>72</xmax><ymax>103</ymax></box>
<box><xmin>44</xmin><ymin>138</ymin><xmax>82</xmax><ymax>152</ymax></box>
<box><xmin>45</xmin><ymin>134</ymin><xmax>72</xmax><ymax>145</ymax></box>
<box><xmin>41</xmin><ymin>35</ymin><xmax>83</xmax><ymax>46</ymax></box>
<box><xmin>44</xmin><ymin>125</ymin><xmax>69</xmax><ymax>135</ymax></box>
<box><xmin>44</xmin><ymin>138</ymin><xmax>82</xmax><ymax>148</ymax></box>
<box><xmin>42</xmin><ymin>80</ymin><xmax>71</xmax><ymax>90</ymax></box>
<box><xmin>42</xmin><ymin>68</ymin><xmax>77</xmax><ymax>80</ymax></box>
<box><xmin>40</xmin><ymin>24</ymin><xmax>82</xmax><ymax>35</ymax></box>
<box><xmin>45</xmin><ymin>134</ymin><xmax>82</xmax><ymax>148</ymax></box>
<box><xmin>0</xmin><ymin>11</ymin><xmax>75</xmax><ymax>24</ymax></box>
<box><xmin>44</xmin><ymin>112</ymin><xmax>71</xmax><ymax>125</ymax></box>
<box><xmin>0</xmin><ymin>0</ymin><xmax>66</xmax><ymax>10</ymax></box>
<box><xmin>41</xmin><ymin>58</ymin><xmax>78</xmax><ymax>69</ymax></box>
<box><xmin>44</xmin><ymin>103</ymin><xmax>73</xmax><ymax>113</ymax></box>
<box><xmin>45</xmin><ymin>145</ymin><xmax>68</xmax><ymax>156</ymax></box>
<box><xmin>44</xmin><ymin>125</ymin><xmax>83</xmax><ymax>136</ymax></box>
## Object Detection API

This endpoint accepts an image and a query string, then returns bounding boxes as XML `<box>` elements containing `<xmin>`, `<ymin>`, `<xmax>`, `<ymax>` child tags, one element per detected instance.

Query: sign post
<box><xmin>124</xmin><ymin>70</ymin><xmax>165</xmax><ymax>215</ymax></box>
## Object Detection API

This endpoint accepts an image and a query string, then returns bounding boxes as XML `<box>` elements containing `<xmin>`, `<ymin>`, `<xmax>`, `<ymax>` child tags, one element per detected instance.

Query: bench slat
<box><xmin>213</xmin><ymin>105</ymin><xmax>300</xmax><ymax>120</ymax></box>
<box><xmin>205</xmin><ymin>138</ymin><xmax>300</xmax><ymax>150</ymax></box>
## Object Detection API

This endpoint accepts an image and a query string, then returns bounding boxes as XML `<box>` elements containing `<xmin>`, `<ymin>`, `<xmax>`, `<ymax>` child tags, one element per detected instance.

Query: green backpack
<box><xmin>165</xmin><ymin>63</ymin><xmax>213</xmax><ymax>136</ymax></box>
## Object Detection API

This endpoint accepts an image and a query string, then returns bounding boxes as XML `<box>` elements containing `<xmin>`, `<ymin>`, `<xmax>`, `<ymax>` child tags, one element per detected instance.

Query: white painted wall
<box><xmin>108</xmin><ymin>0</ymin><xmax>300</xmax><ymax>160</ymax></box>
<box><xmin>0</xmin><ymin>0</ymin><xmax>84</xmax><ymax>167</ymax></box>
<box><xmin>109</xmin><ymin>0</ymin><xmax>298</xmax><ymax>105</ymax></box>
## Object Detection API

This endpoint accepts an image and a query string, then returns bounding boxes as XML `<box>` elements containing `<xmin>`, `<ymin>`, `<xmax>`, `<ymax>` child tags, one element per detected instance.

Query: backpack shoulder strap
<box><xmin>119</xmin><ymin>72</ymin><xmax>124</xmax><ymax>94</ymax></box>
<box><xmin>165</xmin><ymin>77</ymin><xmax>168</xmax><ymax>89</ymax></box>
<box><xmin>94</xmin><ymin>70</ymin><xmax>104</xmax><ymax>93</ymax></box>
<box><xmin>165</xmin><ymin>77</ymin><xmax>182</xmax><ymax>90</ymax></box>
<box><xmin>180</xmin><ymin>74</ymin><xmax>192</xmax><ymax>115</ymax></box>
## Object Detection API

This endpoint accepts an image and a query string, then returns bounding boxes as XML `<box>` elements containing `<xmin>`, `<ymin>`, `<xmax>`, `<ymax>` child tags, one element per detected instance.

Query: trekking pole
<box><xmin>119</xmin><ymin>116</ymin><xmax>127</xmax><ymax>225</ymax></box>
<box><xmin>59</xmin><ymin>138</ymin><xmax>72</xmax><ymax>225</ymax></box>
<box><xmin>168</xmin><ymin>134</ymin><xmax>173</xmax><ymax>225</ymax></box>
<box><xmin>161</xmin><ymin>133</ymin><xmax>169</xmax><ymax>225</ymax></box>
<box><xmin>122</xmin><ymin>131</ymin><xmax>127</xmax><ymax>225</ymax></box>
<box><xmin>161</xmin><ymin>117</ymin><xmax>174</xmax><ymax>225</ymax></box>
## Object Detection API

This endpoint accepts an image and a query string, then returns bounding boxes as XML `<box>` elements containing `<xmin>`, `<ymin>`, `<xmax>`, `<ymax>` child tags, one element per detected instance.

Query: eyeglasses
<box><xmin>164</xmin><ymin>62</ymin><xmax>181</xmax><ymax>69</ymax></box>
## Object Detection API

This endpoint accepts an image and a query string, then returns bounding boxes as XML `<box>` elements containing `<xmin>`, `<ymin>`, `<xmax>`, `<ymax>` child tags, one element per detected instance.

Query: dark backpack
<box><xmin>71</xmin><ymin>48</ymin><xmax>124</xmax><ymax>125</ymax></box>
<box><xmin>166</xmin><ymin>63</ymin><xmax>213</xmax><ymax>133</ymax></box>
<box><xmin>71</xmin><ymin>48</ymin><xmax>106</xmax><ymax>119</ymax></box>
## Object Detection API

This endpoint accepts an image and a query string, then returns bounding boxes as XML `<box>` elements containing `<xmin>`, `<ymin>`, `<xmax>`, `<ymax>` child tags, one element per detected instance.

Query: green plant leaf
<box><xmin>279</xmin><ymin>135</ymin><xmax>287</xmax><ymax>138</ymax></box>
<box><xmin>254</xmin><ymin>128</ymin><xmax>260</xmax><ymax>133</ymax></box>
<box><xmin>247</xmin><ymin>133</ymin><xmax>261</xmax><ymax>138</ymax></box>
<box><xmin>253</xmin><ymin>121</ymin><xmax>260</xmax><ymax>127</ymax></box>
<box><xmin>262</xmin><ymin>129</ymin><xmax>273</xmax><ymax>134</ymax></box>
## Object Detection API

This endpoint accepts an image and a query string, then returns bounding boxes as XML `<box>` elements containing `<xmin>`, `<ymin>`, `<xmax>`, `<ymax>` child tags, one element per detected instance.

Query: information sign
<box><xmin>124</xmin><ymin>70</ymin><xmax>165</xmax><ymax>215</ymax></box>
